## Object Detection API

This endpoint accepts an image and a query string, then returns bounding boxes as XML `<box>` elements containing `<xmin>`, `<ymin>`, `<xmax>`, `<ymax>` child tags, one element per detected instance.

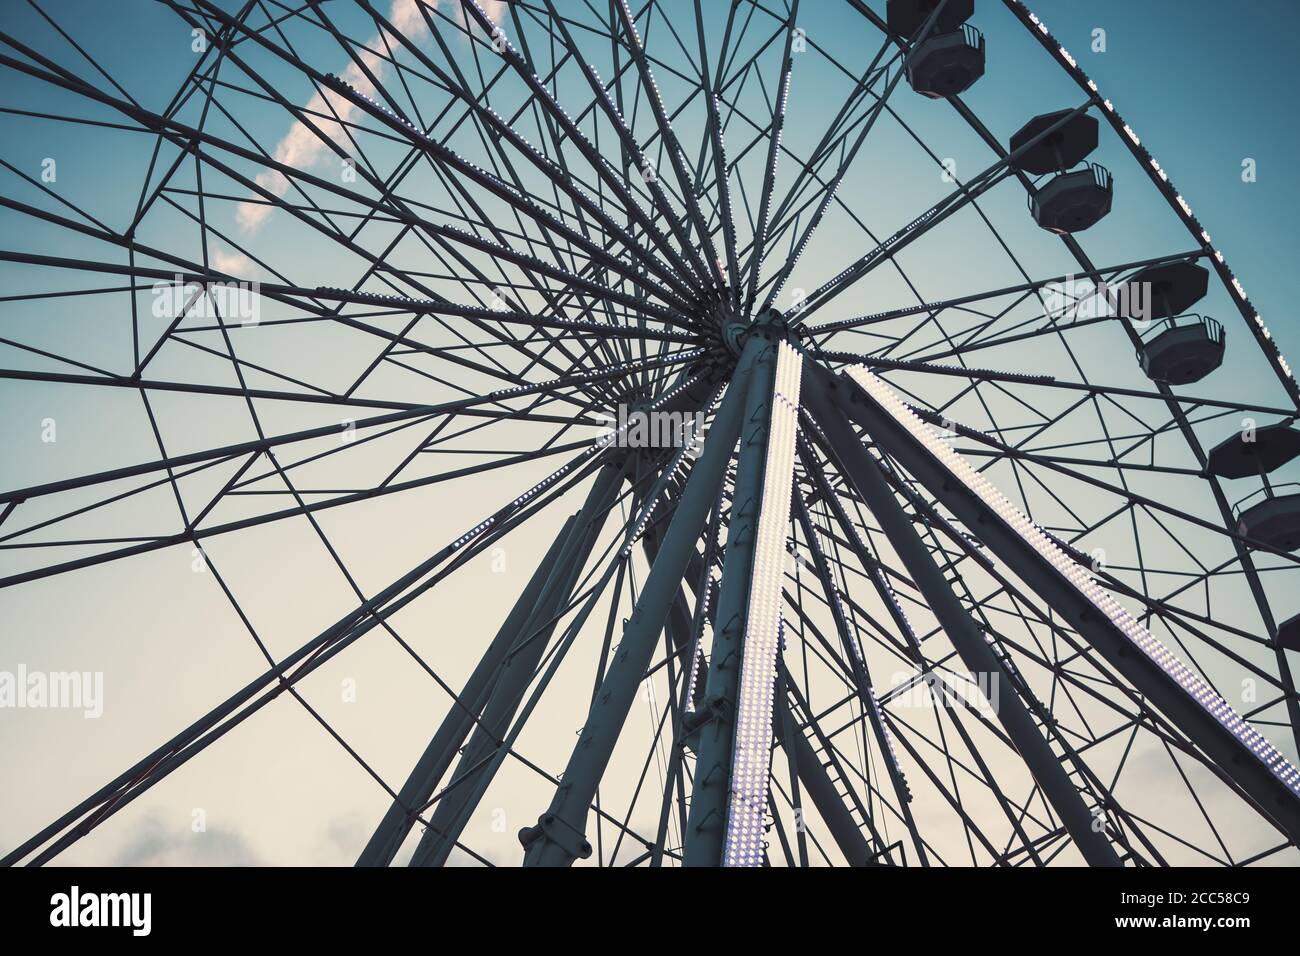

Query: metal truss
<box><xmin>2</xmin><ymin>0</ymin><xmax>1299</xmax><ymax>868</ymax></box>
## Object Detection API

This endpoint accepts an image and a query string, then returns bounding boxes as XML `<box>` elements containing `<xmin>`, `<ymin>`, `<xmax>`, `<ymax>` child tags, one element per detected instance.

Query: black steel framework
<box><xmin>1</xmin><ymin>0</ymin><xmax>1298</xmax><ymax>867</ymax></box>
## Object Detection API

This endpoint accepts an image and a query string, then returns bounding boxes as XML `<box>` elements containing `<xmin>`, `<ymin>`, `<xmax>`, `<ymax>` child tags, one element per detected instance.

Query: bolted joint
<box><xmin>518</xmin><ymin>812</ymin><xmax>592</xmax><ymax>860</ymax></box>
<box><xmin>682</xmin><ymin>692</ymin><xmax>732</xmax><ymax>735</ymax></box>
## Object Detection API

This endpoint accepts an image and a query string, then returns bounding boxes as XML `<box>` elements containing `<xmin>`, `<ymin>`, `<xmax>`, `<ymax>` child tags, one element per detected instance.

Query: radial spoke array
<box><xmin>2</xmin><ymin>0</ymin><xmax>1298</xmax><ymax>868</ymax></box>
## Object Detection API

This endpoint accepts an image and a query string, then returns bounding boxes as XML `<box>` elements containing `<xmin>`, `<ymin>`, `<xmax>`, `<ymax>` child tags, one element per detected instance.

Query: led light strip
<box><xmin>865</xmin><ymin>685</ymin><xmax>911</xmax><ymax>802</ymax></box>
<box><xmin>807</xmin><ymin>205</ymin><xmax>941</xmax><ymax>306</ymax></box>
<box><xmin>711</xmin><ymin>93</ymin><xmax>739</xmax><ymax>257</ymax></box>
<box><xmin>447</xmin><ymin>369</ymin><xmax>708</xmax><ymax>554</ymax></box>
<box><xmin>685</xmin><ymin>484</ymin><xmax>727</xmax><ymax>716</ymax></box>
<box><xmin>790</xmin><ymin>425</ymin><xmax>916</xmax><ymax>796</ymax></box>
<box><xmin>620</xmin><ymin>384</ymin><xmax>724</xmax><ymax>557</ymax></box>
<box><xmin>1005</xmin><ymin>0</ymin><xmax>1299</xmax><ymax>406</ymax></box>
<box><xmin>845</xmin><ymin>364</ymin><xmax>1300</xmax><ymax>798</ymax></box>
<box><xmin>683</xmin><ymin>602</ymin><xmax>709</xmax><ymax>715</ymax></box>
<box><xmin>723</xmin><ymin>342</ymin><xmax>803</xmax><ymax>867</ymax></box>
<box><xmin>312</xmin><ymin>286</ymin><xmax>692</xmax><ymax>338</ymax></box>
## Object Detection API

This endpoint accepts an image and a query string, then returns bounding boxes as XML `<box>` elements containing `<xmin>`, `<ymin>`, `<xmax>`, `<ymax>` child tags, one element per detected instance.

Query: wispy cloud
<box><xmin>211</xmin><ymin>245</ymin><xmax>253</xmax><ymax>275</ymax></box>
<box><xmin>237</xmin><ymin>0</ymin><xmax>508</xmax><ymax>232</ymax></box>
<box><xmin>112</xmin><ymin>811</ymin><xmax>265</xmax><ymax>866</ymax></box>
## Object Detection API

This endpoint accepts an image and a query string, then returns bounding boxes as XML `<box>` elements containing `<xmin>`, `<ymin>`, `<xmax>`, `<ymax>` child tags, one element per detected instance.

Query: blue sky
<box><xmin>2</xmin><ymin>0</ymin><xmax>1299</xmax><ymax>867</ymax></box>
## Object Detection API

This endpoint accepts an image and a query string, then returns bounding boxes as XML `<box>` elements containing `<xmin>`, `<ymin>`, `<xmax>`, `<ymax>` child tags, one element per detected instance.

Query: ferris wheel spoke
<box><xmin>804</xmin><ymin>364</ymin><xmax>1123</xmax><ymax>865</ymax></box>
<box><xmin>687</xmin><ymin>1</ymin><xmax>743</xmax><ymax>290</ymax></box>
<box><xmin>539</xmin><ymin>0</ymin><xmax>720</xmax><ymax>291</ymax></box>
<box><xmin>423</xmin><ymin>0</ymin><xmax>711</xmax><ymax>292</ymax></box>
<box><xmin>831</xmin><ymin>364</ymin><xmax>1300</xmax><ymax>844</ymax></box>
<box><xmin>0</xmin><ymin>365</ymin><xmax>420</xmax><ymax>411</ymax></box>
<box><xmin>796</xmin><ymin>167</ymin><xmax>1019</xmax><ymax>323</ymax></box>
<box><xmin>760</xmin><ymin>1</ymin><xmax>960</xmax><ymax>316</ymax></box>
<box><xmin>701</xmin><ymin>99</ymin><xmax>739</xmax><ymax>280</ymax></box>
<box><xmin>734</xmin><ymin>0</ymin><xmax>798</xmax><ymax>314</ymax></box>
<box><xmin>0</xmin><ymin>346</ymin><xmax>671</xmax><ymax>514</ymax></box>
<box><xmin>795</xmin><ymin>100</ymin><xmax>1094</xmax><ymax>323</ymax></box>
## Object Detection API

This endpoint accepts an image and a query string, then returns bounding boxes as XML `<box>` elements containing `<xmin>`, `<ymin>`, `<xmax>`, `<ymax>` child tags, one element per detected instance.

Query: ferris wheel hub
<box><xmin>717</xmin><ymin>308</ymin><xmax>796</xmax><ymax>361</ymax></box>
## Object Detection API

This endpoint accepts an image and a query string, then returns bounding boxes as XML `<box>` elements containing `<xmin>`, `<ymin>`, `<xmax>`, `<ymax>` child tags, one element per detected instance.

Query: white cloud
<box><xmin>112</xmin><ymin>811</ymin><xmax>264</xmax><ymax>866</ymax></box>
<box><xmin>237</xmin><ymin>0</ymin><xmax>509</xmax><ymax>232</ymax></box>
<box><xmin>211</xmin><ymin>245</ymin><xmax>253</xmax><ymax>275</ymax></box>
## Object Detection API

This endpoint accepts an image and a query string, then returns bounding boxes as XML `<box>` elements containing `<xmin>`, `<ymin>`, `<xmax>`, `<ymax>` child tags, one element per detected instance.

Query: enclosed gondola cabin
<box><xmin>1121</xmin><ymin>262</ymin><xmax>1224</xmax><ymax>384</ymax></box>
<box><xmin>888</xmin><ymin>0</ymin><xmax>985</xmax><ymax>98</ymax></box>
<box><xmin>1277</xmin><ymin>612</ymin><xmax>1300</xmax><ymax>653</ymax></box>
<box><xmin>1236</xmin><ymin>493</ymin><xmax>1300</xmax><ymax>552</ymax></box>
<box><xmin>1208</xmin><ymin>423</ymin><xmax>1300</xmax><ymax>552</ymax></box>
<box><xmin>1009</xmin><ymin>110</ymin><xmax>1113</xmax><ymax>234</ymax></box>
<box><xmin>1206</xmin><ymin>423</ymin><xmax>1300</xmax><ymax>481</ymax></box>
<box><xmin>906</xmin><ymin>26</ymin><xmax>985</xmax><ymax>98</ymax></box>
<box><xmin>886</xmin><ymin>0</ymin><xmax>975</xmax><ymax>36</ymax></box>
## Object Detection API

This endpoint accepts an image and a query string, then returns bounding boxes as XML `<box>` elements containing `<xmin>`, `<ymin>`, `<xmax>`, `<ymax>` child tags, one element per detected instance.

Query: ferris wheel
<box><xmin>2</xmin><ymin>0</ymin><xmax>1299</xmax><ymax>867</ymax></box>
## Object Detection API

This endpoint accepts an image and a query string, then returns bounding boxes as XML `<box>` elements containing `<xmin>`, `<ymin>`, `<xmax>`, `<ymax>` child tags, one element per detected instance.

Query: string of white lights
<box><xmin>448</xmin><ymin>369</ymin><xmax>707</xmax><ymax>554</ymax></box>
<box><xmin>722</xmin><ymin>342</ymin><xmax>803</xmax><ymax>867</ymax></box>
<box><xmin>620</xmin><ymin>383</ymin><xmax>724</xmax><ymax>558</ymax></box>
<box><xmin>845</xmin><ymin>364</ymin><xmax>1300</xmax><ymax>799</ymax></box>
<box><xmin>685</xmin><ymin>483</ymin><xmax>727</xmax><ymax>716</ymax></box>
<box><xmin>1008</xmin><ymin>0</ymin><xmax>1299</xmax><ymax>401</ymax></box>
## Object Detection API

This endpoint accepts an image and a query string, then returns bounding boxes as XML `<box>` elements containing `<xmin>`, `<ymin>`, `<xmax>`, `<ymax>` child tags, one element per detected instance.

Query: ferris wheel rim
<box><xmin>0</xmin><ymin>0</ymin><xmax>1297</xmax><ymax>868</ymax></box>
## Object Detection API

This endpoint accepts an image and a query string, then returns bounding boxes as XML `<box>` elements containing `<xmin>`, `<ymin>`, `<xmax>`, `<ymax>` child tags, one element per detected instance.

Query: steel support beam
<box><xmin>356</xmin><ymin>511</ymin><xmax>581</xmax><ymax>866</ymax></box>
<box><xmin>822</xmin><ymin>362</ymin><xmax>1300</xmax><ymax>846</ymax></box>
<box><xmin>682</xmin><ymin>340</ymin><xmax>779</xmax><ymax>865</ymax></box>
<box><xmin>520</xmin><ymin>337</ymin><xmax>765</xmax><ymax>866</ymax></box>
<box><xmin>405</xmin><ymin>461</ymin><xmax>626</xmax><ymax>865</ymax></box>
<box><xmin>771</xmin><ymin>683</ymin><xmax>876</xmax><ymax>866</ymax></box>
<box><xmin>803</xmin><ymin>364</ymin><xmax>1123</xmax><ymax>866</ymax></box>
